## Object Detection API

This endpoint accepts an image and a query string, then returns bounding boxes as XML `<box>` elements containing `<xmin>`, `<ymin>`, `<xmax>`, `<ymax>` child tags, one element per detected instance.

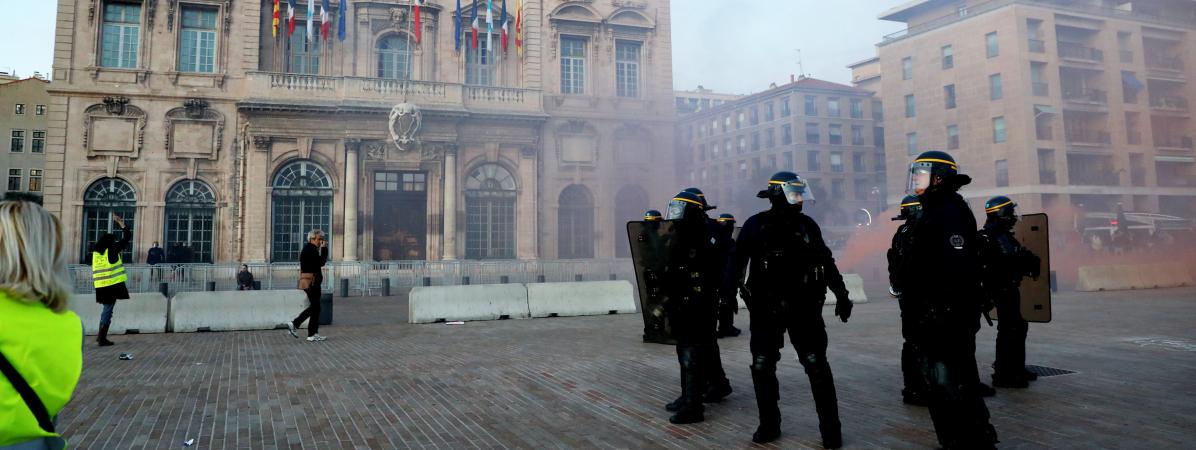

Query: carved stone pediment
<box><xmin>165</xmin><ymin>100</ymin><xmax>224</xmax><ymax>160</ymax></box>
<box><xmin>83</xmin><ymin>99</ymin><xmax>147</xmax><ymax>158</ymax></box>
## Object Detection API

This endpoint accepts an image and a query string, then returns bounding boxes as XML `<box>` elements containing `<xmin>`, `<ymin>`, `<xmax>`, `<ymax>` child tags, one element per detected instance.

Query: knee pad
<box><xmin>798</xmin><ymin>352</ymin><xmax>831</xmax><ymax>378</ymax></box>
<box><xmin>750</xmin><ymin>354</ymin><xmax>778</xmax><ymax>372</ymax></box>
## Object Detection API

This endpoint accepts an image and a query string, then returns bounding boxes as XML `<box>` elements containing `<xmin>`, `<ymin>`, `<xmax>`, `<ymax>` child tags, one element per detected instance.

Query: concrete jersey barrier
<box><xmin>169</xmin><ymin>290</ymin><xmax>308</xmax><ymax>332</ymax></box>
<box><xmin>1077</xmin><ymin>263</ymin><xmax>1193</xmax><ymax>292</ymax></box>
<box><xmin>408</xmin><ymin>284</ymin><xmax>531</xmax><ymax>324</ymax></box>
<box><xmin>526</xmin><ymin>281</ymin><xmax>637</xmax><ymax>318</ymax></box>
<box><xmin>68</xmin><ymin>293</ymin><xmax>169</xmax><ymax>335</ymax></box>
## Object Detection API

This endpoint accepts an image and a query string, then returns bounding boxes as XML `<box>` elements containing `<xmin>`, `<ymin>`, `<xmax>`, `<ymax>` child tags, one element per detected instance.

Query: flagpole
<box><xmin>405</xmin><ymin>0</ymin><xmax>412</xmax><ymax>102</ymax></box>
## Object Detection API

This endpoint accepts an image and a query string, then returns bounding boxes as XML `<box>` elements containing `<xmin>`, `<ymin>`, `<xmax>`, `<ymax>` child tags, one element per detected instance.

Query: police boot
<box><xmin>1021</xmin><ymin>367</ymin><xmax>1039</xmax><ymax>381</ymax></box>
<box><xmin>97</xmin><ymin>324</ymin><xmax>115</xmax><ymax>347</ymax></box>
<box><xmin>665</xmin><ymin>351</ymin><xmax>686</xmax><ymax>412</ymax></box>
<box><xmin>901</xmin><ymin>342</ymin><xmax>929</xmax><ymax>406</ymax></box>
<box><xmin>801</xmin><ymin>354</ymin><xmax>842</xmax><ymax>449</ymax></box>
<box><xmin>750</xmin><ymin>355</ymin><xmax>782</xmax><ymax>444</ymax></box>
<box><xmin>703</xmin><ymin>343</ymin><xmax>733</xmax><ymax>403</ymax></box>
<box><xmin>669</xmin><ymin>347</ymin><xmax>705</xmax><ymax>424</ymax></box>
<box><xmin>717</xmin><ymin>302</ymin><xmax>741</xmax><ymax>338</ymax></box>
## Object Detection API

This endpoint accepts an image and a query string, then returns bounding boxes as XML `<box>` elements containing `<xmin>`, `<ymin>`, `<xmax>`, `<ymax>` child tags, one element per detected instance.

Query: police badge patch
<box><xmin>949</xmin><ymin>234</ymin><xmax>965</xmax><ymax>249</ymax></box>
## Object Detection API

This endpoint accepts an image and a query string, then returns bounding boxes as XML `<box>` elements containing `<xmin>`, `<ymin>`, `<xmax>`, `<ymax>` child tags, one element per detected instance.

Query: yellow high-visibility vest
<box><xmin>0</xmin><ymin>292</ymin><xmax>83</xmax><ymax>447</ymax></box>
<box><xmin>92</xmin><ymin>249</ymin><xmax>127</xmax><ymax>288</ymax></box>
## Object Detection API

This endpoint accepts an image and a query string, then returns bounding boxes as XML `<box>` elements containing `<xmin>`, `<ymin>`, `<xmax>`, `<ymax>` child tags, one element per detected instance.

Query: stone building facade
<box><xmin>1</xmin><ymin>78</ymin><xmax>50</xmax><ymax>199</ymax></box>
<box><xmin>46</xmin><ymin>0</ymin><xmax>675</xmax><ymax>263</ymax></box>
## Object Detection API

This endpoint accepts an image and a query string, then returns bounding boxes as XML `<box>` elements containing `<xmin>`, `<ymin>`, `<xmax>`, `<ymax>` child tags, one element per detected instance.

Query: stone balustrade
<box><xmin>244</xmin><ymin>71</ymin><xmax>542</xmax><ymax>114</ymax></box>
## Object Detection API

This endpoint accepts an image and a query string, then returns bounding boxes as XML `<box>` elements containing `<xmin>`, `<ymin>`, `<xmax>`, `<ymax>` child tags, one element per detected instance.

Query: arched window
<box><xmin>465</xmin><ymin>163</ymin><xmax>516</xmax><ymax>259</ymax></box>
<box><xmin>271</xmin><ymin>160</ymin><xmax>333</xmax><ymax>262</ymax></box>
<box><xmin>377</xmin><ymin>35</ymin><xmax>412</xmax><ymax>80</ymax></box>
<box><xmin>614</xmin><ymin>185</ymin><xmax>648</xmax><ymax>258</ymax></box>
<box><xmin>164</xmin><ymin>180</ymin><xmax>217</xmax><ymax>263</ymax></box>
<box><xmin>81</xmin><ymin>178</ymin><xmax>137</xmax><ymax>263</ymax></box>
<box><xmin>558</xmin><ymin>184</ymin><xmax>594</xmax><ymax>259</ymax></box>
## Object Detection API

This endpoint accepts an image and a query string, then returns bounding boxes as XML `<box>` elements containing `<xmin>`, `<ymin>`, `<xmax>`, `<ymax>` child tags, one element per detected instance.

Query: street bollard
<box><xmin>575</xmin><ymin>274</ymin><xmax>583</xmax><ymax>282</ymax></box>
<box><xmin>537</xmin><ymin>275</ymin><xmax>545</xmax><ymax>283</ymax></box>
<box><xmin>609</xmin><ymin>273</ymin><xmax>617</xmax><ymax>281</ymax></box>
<box><xmin>500</xmin><ymin>275</ymin><xmax>510</xmax><ymax>284</ymax></box>
<box><xmin>382</xmin><ymin>278</ymin><xmax>391</xmax><ymax>296</ymax></box>
<box><xmin>423</xmin><ymin>277</ymin><xmax>432</xmax><ymax>287</ymax></box>
<box><xmin>252</xmin><ymin>280</ymin><xmax>261</xmax><ymax>290</ymax></box>
<box><xmin>319</xmin><ymin>293</ymin><xmax>333</xmax><ymax>325</ymax></box>
<box><xmin>159</xmin><ymin>282</ymin><xmax>169</xmax><ymax>298</ymax></box>
<box><xmin>205</xmin><ymin>281</ymin><xmax>215</xmax><ymax>292</ymax></box>
<box><xmin>462</xmin><ymin>276</ymin><xmax>471</xmax><ymax>285</ymax></box>
<box><xmin>339</xmin><ymin>279</ymin><xmax>349</xmax><ymax>298</ymax></box>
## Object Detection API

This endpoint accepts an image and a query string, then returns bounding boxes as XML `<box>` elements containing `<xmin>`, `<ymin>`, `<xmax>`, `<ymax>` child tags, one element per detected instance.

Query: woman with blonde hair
<box><xmin>0</xmin><ymin>200</ymin><xmax>83</xmax><ymax>450</ymax></box>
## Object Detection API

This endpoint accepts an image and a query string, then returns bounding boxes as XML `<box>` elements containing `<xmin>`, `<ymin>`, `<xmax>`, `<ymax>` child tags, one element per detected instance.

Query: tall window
<box><xmin>165</xmin><ymin>180</ymin><xmax>216</xmax><ymax>263</ymax></box>
<box><xmin>14</xmin><ymin>104</ymin><xmax>25</xmax><ymax>115</ymax></box>
<box><xmin>906</xmin><ymin>132</ymin><xmax>918</xmax><ymax>155</ymax></box>
<box><xmin>178</xmin><ymin>6</ymin><xmax>217</xmax><ymax>73</ymax></box>
<box><xmin>81</xmin><ymin>178</ymin><xmax>137</xmax><ymax>263</ymax></box>
<box><xmin>31</xmin><ymin>130</ymin><xmax>45</xmax><ymax>153</ymax></box>
<box><xmin>751</xmin><ymin>132</ymin><xmax>760</xmax><ymax>151</ymax></box>
<box><xmin>902</xmin><ymin>57</ymin><xmax>913</xmax><ymax>80</ymax></box>
<box><xmin>781</xmin><ymin>97</ymin><xmax>791</xmax><ymax>117</ymax></box>
<box><xmin>10</xmin><ymin>130</ymin><xmax>24</xmax><ymax>152</ymax></box>
<box><xmin>782</xmin><ymin>124</ymin><xmax>793</xmax><ymax>145</ymax></box>
<box><xmin>737</xmin><ymin>135</ymin><xmax>746</xmax><ymax>153</ymax></box>
<box><xmin>993</xmin><ymin>116</ymin><xmax>1007</xmax><ymax>143</ymax></box>
<box><xmin>941</xmin><ymin>45</ymin><xmax>954</xmax><ymax>69</ymax></box>
<box><xmin>465</xmin><ymin>164</ymin><xmax>517</xmax><ymax>260</ymax></box>
<box><xmin>830</xmin><ymin>152</ymin><xmax>844</xmax><ymax>172</ymax></box>
<box><xmin>28</xmin><ymin>169</ymin><xmax>43</xmax><ymax>192</ymax></box>
<box><xmin>101</xmin><ymin>1</ymin><xmax>140</xmax><ymax>68</ymax></box>
<box><xmin>986</xmin><ymin>32</ymin><xmax>999</xmax><ymax>58</ymax></box>
<box><xmin>805</xmin><ymin>95</ymin><xmax>818</xmax><ymax>116</ymax></box>
<box><xmin>561</xmin><ymin>37</ymin><xmax>587</xmax><ymax>94</ymax></box>
<box><xmin>996</xmin><ymin>160</ymin><xmax>1009</xmax><ymax>187</ymax></box>
<box><xmin>944</xmin><ymin>84</ymin><xmax>957</xmax><ymax>109</ymax></box>
<box><xmin>615</xmin><ymin>41</ymin><xmax>641</xmax><ymax>98</ymax></box>
<box><xmin>852</xmin><ymin>152</ymin><xmax>865</xmax><ymax>171</ymax></box>
<box><xmin>829</xmin><ymin>124</ymin><xmax>843</xmax><ymax>145</ymax></box>
<box><xmin>765</xmin><ymin>102</ymin><xmax>775</xmax><ymax>121</ymax></box>
<box><xmin>989</xmin><ymin>73</ymin><xmax>1003</xmax><ymax>100</ymax></box>
<box><xmin>905</xmin><ymin>94</ymin><xmax>916</xmax><ymax>117</ymax></box>
<box><xmin>805</xmin><ymin>123</ymin><xmax>820</xmax><ymax>144</ymax></box>
<box><xmin>827</xmin><ymin>98</ymin><xmax>840</xmax><ymax>117</ymax></box>
<box><xmin>947</xmin><ymin>124</ymin><xmax>960</xmax><ymax>150</ymax></box>
<box><xmin>851</xmin><ymin>125</ymin><xmax>864</xmax><ymax>145</ymax></box>
<box><xmin>380</xmin><ymin>35</ymin><xmax>414</xmax><ymax>80</ymax></box>
<box><xmin>850</xmin><ymin>99</ymin><xmax>863</xmax><ymax>119</ymax></box>
<box><xmin>783</xmin><ymin>152</ymin><xmax>794</xmax><ymax>170</ymax></box>
<box><xmin>766</xmin><ymin>128</ymin><xmax>775</xmax><ymax>148</ymax></box>
<box><xmin>271</xmin><ymin>160</ymin><xmax>332</xmax><ymax>262</ymax></box>
<box><xmin>807</xmin><ymin>151</ymin><xmax>821</xmax><ymax>171</ymax></box>
<box><xmin>750</xmin><ymin>106</ymin><xmax>759</xmax><ymax>125</ymax></box>
<box><xmin>6</xmin><ymin>169</ymin><xmax>20</xmax><ymax>191</ymax></box>
<box><xmin>288</xmin><ymin>22</ymin><xmax>320</xmax><ymax>74</ymax></box>
<box><xmin>558</xmin><ymin>185</ymin><xmax>594</xmax><ymax>259</ymax></box>
<box><xmin>35</xmin><ymin>105</ymin><xmax>46</xmax><ymax>115</ymax></box>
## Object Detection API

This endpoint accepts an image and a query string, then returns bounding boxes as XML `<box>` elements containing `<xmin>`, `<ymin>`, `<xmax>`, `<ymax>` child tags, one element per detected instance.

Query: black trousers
<box><xmin>293</xmin><ymin>285</ymin><xmax>321</xmax><ymax>336</ymax></box>
<box><xmin>993</xmin><ymin>289</ymin><xmax>1028</xmax><ymax>376</ymax></box>
<box><xmin>897</xmin><ymin>296</ymin><xmax>927</xmax><ymax>396</ymax></box>
<box><xmin>717</xmin><ymin>294</ymin><xmax>737</xmax><ymax>330</ymax></box>
<box><xmin>747</xmin><ymin>302</ymin><xmax>840</xmax><ymax>435</ymax></box>
<box><xmin>918</xmin><ymin>324</ymin><xmax>996</xmax><ymax>448</ymax></box>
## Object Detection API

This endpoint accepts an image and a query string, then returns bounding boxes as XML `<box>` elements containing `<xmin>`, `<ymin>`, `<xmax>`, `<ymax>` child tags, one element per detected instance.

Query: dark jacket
<box><xmin>237</xmin><ymin>270</ymin><xmax>255</xmax><ymax>290</ymax></box>
<box><xmin>146</xmin><ymin>247</ymin><xmax>164</xmax><ymax>265</ymax></box>
<box><xmin>978</xmin><ymin>223</ymin><xmax>1039</xmax><ymax>293</ymax></box>
<box><xmin>728</xmin><ymin>206</ymin><xmax>848</xmax><ymax>309</ymax></box>
<box><xmin>93</xmin><ymin>226</ymin><xmax>131</xmax><ymax>305</ymax></box>
<box><xmin>299</xmin><ymin>243</ymin><xmax>329</xmax><ymax>286</ymax></box>
<box><xmin>887</xmin><ymin>222</ymin><xmax>913</xmax><ymax>294</ymax></box>
<box><xmin>902</xmin><ymin>188</ymin><xmax>984</xmax><ymax>327</ymax></box>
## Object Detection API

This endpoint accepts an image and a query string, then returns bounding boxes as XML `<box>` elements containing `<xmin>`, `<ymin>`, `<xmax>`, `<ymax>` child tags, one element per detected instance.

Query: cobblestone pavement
<box><xmin>60</xmin><ymin>287</ymin><xmax>1196</xmax><ymax>449</ymax></box>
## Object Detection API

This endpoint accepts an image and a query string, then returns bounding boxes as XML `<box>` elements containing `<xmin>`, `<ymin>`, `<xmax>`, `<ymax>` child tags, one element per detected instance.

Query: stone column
<box><xmin>343</xmin><ymin>139</ymin><xmax>360</xmax><ymax>261</ymax></box>
<box><xmin>442</xmin><ymin>145</ymin><xmax>459</xmax><ymax>260</ymax></box>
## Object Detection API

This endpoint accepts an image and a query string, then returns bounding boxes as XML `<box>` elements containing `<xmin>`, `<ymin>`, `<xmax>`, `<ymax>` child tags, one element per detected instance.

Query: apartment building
<box><xmin>0</xmin><ymin>77</ymin><xmax>50</xmax><ymax>199</ymax></box>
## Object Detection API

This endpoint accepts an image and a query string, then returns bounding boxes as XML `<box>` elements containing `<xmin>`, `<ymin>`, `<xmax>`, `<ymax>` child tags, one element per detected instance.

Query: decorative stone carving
<box><xmin>83</xmin><ymin>101</ymin><xmax>147</xmax><ymax>158</ymax></box>
<box><xmin>364</xmin><ymin>141</ymin><xmax>387</xmax><ymax>160</ymax></box>
<box><xmin>252</xmin><ymin>135</ymin><xmax>272</xmax><ymax>150</ymax></box>
<box><xmin>146</xmin><ymin>0</ymin><xmax>158</xmax><ymax>27</ymax></box>
<box><xmin>611</xmin><ymin>0</ymin><xmax>647</xmax><ymax>10</ymax></box>
<box><xmin>165</xmin><ymin>102</ymin><xmax>224</xmax><ymax>160</ymax></box>
<box><xmin>167</xmin><ymin>0</ymin><xmax>177</xmax><ymax>30</ymax></box>
<box><xmin>420</xmin><ymin>142</ymin><xmax>444</xmax><ymax>161</ymax></box>
<box><xmin>388</xmin><ymin>102</ymin><xmax>422</xmax><ymax>152</ymax></box>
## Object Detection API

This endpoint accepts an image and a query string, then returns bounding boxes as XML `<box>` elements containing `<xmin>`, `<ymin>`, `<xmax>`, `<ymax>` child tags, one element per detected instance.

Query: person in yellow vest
<box><xmin>92</xmin><ymin>213</ymin><xmax>131</xmax><ymax>347</ymax></box>
<box><xmin>0</xmin><ymin>200</ymin><xmax>84</xmax><ymax>450</ymax></box>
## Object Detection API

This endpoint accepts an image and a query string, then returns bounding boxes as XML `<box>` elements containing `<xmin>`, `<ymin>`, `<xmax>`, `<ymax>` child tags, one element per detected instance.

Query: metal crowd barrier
<box><xmin>67</xmin><ymin>259</ymin><xmax>638</xmax><ymax>297</ymax></box>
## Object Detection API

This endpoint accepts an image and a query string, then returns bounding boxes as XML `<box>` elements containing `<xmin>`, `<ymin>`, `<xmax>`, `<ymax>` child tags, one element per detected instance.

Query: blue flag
<box><xmin>454</xmin><ymin>0</ymin><xmax>462</xmax><ymax>51</ymax></box>
<box><xmin>337</xmin><ymin>0</ymin><xmax>346</xmax><ymax>41</ymax></box>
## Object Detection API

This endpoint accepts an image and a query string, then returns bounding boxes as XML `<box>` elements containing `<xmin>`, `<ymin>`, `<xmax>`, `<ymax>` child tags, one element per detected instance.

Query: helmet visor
<box><xmin>666</xmin><ymin>198</ymin><xmax>697</xmax><ymax>220</ymax></box>
<box><xmin>908</xmin><ymin>163</ymin><xmax>932</xmax><ymax>195</ymax></box>
<box><xmin>777</xmin><ymin>179</ymin><xmax>813</xmax><ymax>205</ymax></box>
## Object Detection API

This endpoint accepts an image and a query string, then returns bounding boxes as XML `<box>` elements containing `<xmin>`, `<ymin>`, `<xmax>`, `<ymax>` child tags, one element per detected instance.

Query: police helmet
<box><xmin>893</xmin><ymin>195</ymin><xmax>923</xmax><ymax>221</ymax></box>
<box><xmin>908</xmin><ymin>150</ymin><xmax>959</xmax><ymax>194</ymax></box>
<box><xmin>643</xmin><ymin>209</ymin><xmax>663</xmax><ymax>221</ymax></box>
<box><xmin>683</xmin><ymin>187</ymin><xmax>716</xmax><ymax>211</ymax></box>
<box><xmin>756</xmin><ymin>171</ymin><xmax>815</xmax><ymax>205</ymax></box>
<box><xmin>716</xmin><ymin>213</ymin><xmax>736</xmax><ymax>224</ymax></box>
<box><xmin>984</xmin><ymin>196</ymin><xmax>1017</xmax><ymax>220</ymax></box>
<box><xmin>665</xmin><ymin>190</ymin><xmax>706</xmax><ymax>220</ymax></box>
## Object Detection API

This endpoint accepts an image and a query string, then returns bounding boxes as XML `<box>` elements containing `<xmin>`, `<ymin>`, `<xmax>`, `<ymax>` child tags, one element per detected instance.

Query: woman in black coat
<box><xmin>287</xmin><ymin>229</ymin><xmax>328</xmax><ymax>341</ymax></box>
<box><xmin>93</xmin><ymin>214</ymin><xmax>131</xmax><ymax>346</ymax></box>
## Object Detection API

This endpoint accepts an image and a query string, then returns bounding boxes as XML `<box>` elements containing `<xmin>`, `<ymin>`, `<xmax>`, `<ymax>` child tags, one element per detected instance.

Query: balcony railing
<box><xmin>1131</xmin><ymin>169</ymin><xmax>1147</xmax><ymax>187</ymax></box>
<box><xmin>1029</xmin><ymin>39</ymin><xmax>1046</xmax><ymax>53</ymax></box>
<box><xmin>1058</xmin><ymin>42</ymin><xmax>1104</xmax><ymax>62</ymax></box>
<box><xmin>1068</xmin><ymin>170</ymin><xmax>1120</xmax><ymax>186</ymax></box>
<box><xmin>1146</xmin><ymin>55</ymin><xmax>1185</xmax><ymax>71</ymax></box>
<box><xmin>1120</xmin><ymin>50</ymin><xmax>1134</xmax><ymax>63</ymax></box>
<box><xmin>1062</xmin><ymin>87</ymin><xmax>1108</xmax><ymax>104</ymax></box>
<box><xmin>1066</xmin><ymin>130</ymin><xmax>1112</xmax><ymax>145</ymax></box>
<box><xmin>1159</xmin><ymin>176</ymin><xmax>1193</xmax><ymax>188</ymax></box>
<box><xmin>1036</xmin><ymin>127</ymin><xmax>1054</xmax><ymax>141</ymax></box>
<box><xmin>1155</xmin><ymin>136</ymin><xmax>1195</xmax><ymax>150</ymax></box>
<box><xmin>1151</xmin><ymin>96</ymin><xmax>1190</xmax><ymax>111</ymax></box>
<box><xmin>244</xmin><ymin>72</ymin><xmax>544</xmax><ymax>114</ymax></box>
<box><xmin>1032</xmin><ymin>82</ymin><xmax>1049</xmax><ymax>96</ymax></box>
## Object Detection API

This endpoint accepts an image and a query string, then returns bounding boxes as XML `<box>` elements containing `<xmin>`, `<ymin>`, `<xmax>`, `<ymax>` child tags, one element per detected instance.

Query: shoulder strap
<box><xmin>0</xmin><ymin>350</ymin><xmax>55</xmax><ymax>433</ymax></box>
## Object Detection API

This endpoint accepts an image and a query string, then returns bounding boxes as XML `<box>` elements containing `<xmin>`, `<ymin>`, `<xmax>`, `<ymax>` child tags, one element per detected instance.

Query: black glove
<box><xmin>834</xmin><ymin>292</ymin><xmax>852</xmax><ymax>323</ymax></box>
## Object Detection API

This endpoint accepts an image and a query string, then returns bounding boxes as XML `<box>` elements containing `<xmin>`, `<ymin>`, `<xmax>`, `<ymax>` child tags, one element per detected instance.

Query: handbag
<box><xmin>298</xmin><ymin>272</ymin><xmax>315</xmax><ymax>290</ymax></box>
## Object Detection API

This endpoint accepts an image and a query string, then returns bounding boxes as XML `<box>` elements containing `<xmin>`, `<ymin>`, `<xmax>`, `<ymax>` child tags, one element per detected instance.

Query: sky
<box><xmin>0</xmin><ymin>0</ymin><xmax>907</xmax><ymax>92</ymax></box>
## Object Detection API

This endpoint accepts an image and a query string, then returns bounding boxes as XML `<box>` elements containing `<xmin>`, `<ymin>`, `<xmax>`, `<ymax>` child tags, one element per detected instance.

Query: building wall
<box><xmin>48</xmin><ymin>0</ymin><xmax>675</xmax><ymax>263</ymax></box>
<box><xmin>878</xmin><ymin>1</ymin><xmax>1196</xmax><ymax>218</ymax></box>
<box><xmin>0</xmin><ymin>79</ymin><xmax>50</xmax><ymax>197</ymax></box>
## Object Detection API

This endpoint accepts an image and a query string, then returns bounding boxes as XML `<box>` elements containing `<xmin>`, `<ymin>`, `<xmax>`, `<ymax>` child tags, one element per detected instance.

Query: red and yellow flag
<box><xmin>271</xmin><ymin>0</ymin><xmax>280</xmax><ymax>38</ymax></box>
<box><xmin>515</xmin><ymin>0</ymin><xmax>523</xmax><ymax>57</ymax></box>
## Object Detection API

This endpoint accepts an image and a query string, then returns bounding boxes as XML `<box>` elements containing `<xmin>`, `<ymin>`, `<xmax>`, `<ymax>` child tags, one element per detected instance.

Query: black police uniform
<box><xmin>903</xmin><ymin>187</ymin><xmax>997</xmax><ymax>449</ymax></box>
<box><xmin>978</xmin><ymin>205</ymin><xmax>1040</xmax><ymax>387</ymax></box>
<box><xmin>887</xmin><ymin>201</ymin><xmax>929</xmax><ymax>405</ymax></box>
<box><xmin>730</xmin><ymin>205</ymin><xmax>848</xmax><ymax>446</ymax></box>
<box><xmin>710</xmin><ymin>217</ymin><xmax>740</xmax><ymax>336</ymax></box>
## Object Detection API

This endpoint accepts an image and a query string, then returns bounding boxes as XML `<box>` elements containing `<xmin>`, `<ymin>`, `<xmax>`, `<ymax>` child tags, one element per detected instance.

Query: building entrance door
<box><xmin>373</xmin><ymin>171</ymin><xmax>427</xmax><ymax>261</ymax></box>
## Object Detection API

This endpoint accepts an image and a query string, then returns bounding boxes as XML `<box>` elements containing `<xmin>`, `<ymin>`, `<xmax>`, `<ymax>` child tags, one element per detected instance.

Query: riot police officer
<box><xmin>660</xmin><ymin>190</ymin><xmax>728</xmax><ymax>424</ymax></box>
<box><xmin>887</xmin><ymin>195</ymin><xmax>929</xmax><ymax>406</ymax></box>
<box><xmin>727</xmin><ymin>172</ymin><xmax>852</xmax><ymax>447</ymax></box>
<box><xmin>644</xmin><ymin>209</ymin><xmax>663</xmax><ymax>221</ymax></box>
<box><xmin>714</xmin><ymin>213</ymin><xmax>742</xmax><ymax>337</ymax></box>
<box><xmin>979</xmin><ymin>196</ymin><xmax>1041</xmax><ymax>389</ymax></box>
<box><xmin>900</xmin><ymin>151</ymin><xmax>997</xmax><ymax>449</ymax></box>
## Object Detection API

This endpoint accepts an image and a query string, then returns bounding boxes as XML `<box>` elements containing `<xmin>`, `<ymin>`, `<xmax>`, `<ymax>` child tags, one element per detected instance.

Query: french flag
<box><xmin>320</xmin><ymin>0</ymin><xmax>331</xmax><ymax>40</ymax></box>
<box><xmin>287</xmin><ymin>0</ymin><xmax>297</xmax><ymax>36</ymax></box>
<box><xmin>471</xmin><ymin>0</ymin><xmax>479</xmax><ymax>49</ymax></box>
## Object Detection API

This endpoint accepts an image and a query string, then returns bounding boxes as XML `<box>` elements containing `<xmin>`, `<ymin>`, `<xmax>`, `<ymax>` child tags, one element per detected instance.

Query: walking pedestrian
<box><xmin>287</xmin><ymin>230</ymin><xmax>328</xmax><ymax>342</ymax></box>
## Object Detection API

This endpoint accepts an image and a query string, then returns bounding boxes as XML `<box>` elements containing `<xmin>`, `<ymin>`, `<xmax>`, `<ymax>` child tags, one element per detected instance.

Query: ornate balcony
<box><xmin>241</xmin><ymin>72</ymin><xmax>544</xmax><ymax>115</ymax></box>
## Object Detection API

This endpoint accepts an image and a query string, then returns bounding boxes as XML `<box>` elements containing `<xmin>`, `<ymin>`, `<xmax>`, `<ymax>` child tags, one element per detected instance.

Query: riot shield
<box><xmin>627</xmin><ymin>220</ymin><xmax>678</xmax><ymax>344</ymax></box>
<box><xmin>991</xmin><ymin>213</ymin><xmax>1052</xmax><ymax>323</ymax></box>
